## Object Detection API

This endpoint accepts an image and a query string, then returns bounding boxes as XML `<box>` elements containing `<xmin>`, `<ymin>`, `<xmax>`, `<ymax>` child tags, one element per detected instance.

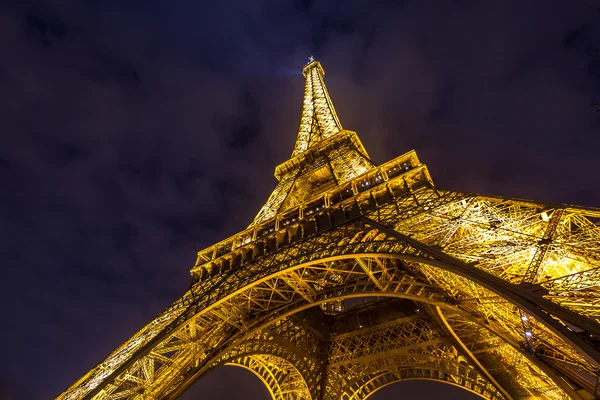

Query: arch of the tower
<box><xmin>338</xmin><ymin>360</ymin><xmax>495</xmax><ymax>400</ymax></box>
<box><xmin>225</xmin><ymin>354</ymin><xmax>311</xmax><ymax>400</ymax></box>
<box><xmin>180</xmin><ymin>250</ymin><xmax>590</xmax><ymax>400</ymax></box>
<box><xmin>204</xmin><ymin>333</ymin><xmax>324</xmax><ymax>400</ymax></box>
<box><xmin>171</xmin><ymin>270</ymin><xmax>573</xmax><ymax>399</ymax></box>
<box><xmin>181</xmin><ymin>291</ymin><xmax>510</xmax><ymax>400</ymax></box>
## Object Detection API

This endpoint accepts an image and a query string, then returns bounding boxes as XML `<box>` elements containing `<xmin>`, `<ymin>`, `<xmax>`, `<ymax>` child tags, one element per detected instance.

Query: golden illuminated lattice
<box><xmin>58</xmin><ymin>60</ymin><xmax>600</xmax><ymax>400</ymax></box>
<box><xmin>292</xmin><ymin>61</ymin><xmax>343</xmax><ymax>157</ymax></box>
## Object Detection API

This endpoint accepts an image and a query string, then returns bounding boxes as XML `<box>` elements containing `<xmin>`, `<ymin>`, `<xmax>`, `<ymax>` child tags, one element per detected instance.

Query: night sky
<box><xmin>0</xmin><ymin>1</ymin><xmax>599</xmax><ymax>399</ymax></box>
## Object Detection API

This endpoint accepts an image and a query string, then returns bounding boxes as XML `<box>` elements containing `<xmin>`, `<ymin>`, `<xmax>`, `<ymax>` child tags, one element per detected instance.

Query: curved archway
<box><xmin>329</xmin><ymin>353</ymin><xmax>504</xmax><ymax>400</ymax></box>
<box><xmin>217</xmin><ymin>249</ymin><xmax>599</xmax><ymax>369</ymax></box>
<box><xmin>199</xmin><ymin>254</ymin><xmax>590</xmax><ymax>374</ymax></box>
<box><xmin>226</xmin><ymin>354</ymin><xmax>311</xmax><ymax>400</ymax></box>
<box><xmin>167</xmin><ymin>253</ymin><xmax>582</xmax><ymax>400</ymax></box>
<box><xmin>173</xmin><ymin>294</ymin><xmax>564</xmax><ymax>399</ymax></box>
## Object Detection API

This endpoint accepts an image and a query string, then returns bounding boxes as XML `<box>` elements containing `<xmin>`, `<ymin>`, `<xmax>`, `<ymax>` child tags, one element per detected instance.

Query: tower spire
<box><xmin>249</xmin><ymin>59</ymin><xmax>374</xmax><ymax>225</ymax></box>
<box><xmin>292</xmin><ymin>59</ymin><xmax>343</xmax><ymax>156</ymax></box>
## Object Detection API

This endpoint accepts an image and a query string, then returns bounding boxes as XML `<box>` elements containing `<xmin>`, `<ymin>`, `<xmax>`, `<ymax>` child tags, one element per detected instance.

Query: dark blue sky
<box><xmin>0</xmin><ymin>1</ymin><xmax>598</xmax><ymax>399</ymax></box>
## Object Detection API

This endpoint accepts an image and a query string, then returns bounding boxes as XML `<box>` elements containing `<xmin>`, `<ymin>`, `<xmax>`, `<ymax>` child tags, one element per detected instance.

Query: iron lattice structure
<box><xmin>58</xmin><ymin>61</ymin><xmax>600</xmax><ymax>400</ymax></box>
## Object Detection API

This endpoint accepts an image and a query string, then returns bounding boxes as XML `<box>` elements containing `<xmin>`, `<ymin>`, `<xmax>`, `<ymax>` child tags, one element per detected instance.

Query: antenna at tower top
<box><xmin>307</xmin><ymin>55</ymin><xmax>315</xmax><ymax>64</ymax></box>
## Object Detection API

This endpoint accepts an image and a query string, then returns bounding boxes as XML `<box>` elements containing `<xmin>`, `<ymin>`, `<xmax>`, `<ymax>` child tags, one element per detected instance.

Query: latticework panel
<box><xmin>227</xmin><ymin>354</ymin><xmax>311</xmax><ymax>400</ymax></box>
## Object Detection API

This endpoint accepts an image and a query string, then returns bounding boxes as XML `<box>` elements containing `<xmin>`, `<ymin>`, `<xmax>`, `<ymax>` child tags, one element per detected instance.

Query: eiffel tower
<box><xmin>58</xmin><ymin>59</ymin><xmax>600</xmax><ymax>400</ymax></box>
